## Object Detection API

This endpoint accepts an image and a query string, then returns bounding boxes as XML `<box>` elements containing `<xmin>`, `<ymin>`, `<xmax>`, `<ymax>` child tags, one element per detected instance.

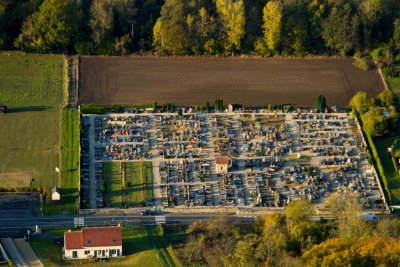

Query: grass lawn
<box><xmin>103</xmin><ymin>162</ymin><xmax>123</xmax><ymax>207</ymax></box>
<box><xmin>0</xmin><ymin>52</ymin><xmax>65</xmax><ymax>195</ymax></box>
<box><xmin>0</xmin><ymin>110</ymin><xmax>60</xmax><ymax>188</ymax></box>
<box><xmin>125</xmin><ymin>162</ymin><xmax>153</xmax><ymax>206</ymax></box>
<box><xmin>0</xmin><ymin>52</ymin><xmax>65</xmax><ymax>108</ymax></box>
<box><xmin>43</xmin><ymin>109</ymin><xmax>80</xmax><ymax>215</ymax></box>
<box><xmin>103</xmin><ymin>162</ymin><xmax>153</xmax><ymax>208</ymax></box>
<box><xmin>59</xmin><ymin>109</ymin><xmax>80</xmax><ymax>213</ymax></box>
<box><xmin>373</xmin><ymin>137</ymin><xmax>400</xmax><ymax>205</ymax></box>
<box><xmin>29</xmin><ymin>227</ymin><xmax>183</xmax><ymax>267</ymax></box>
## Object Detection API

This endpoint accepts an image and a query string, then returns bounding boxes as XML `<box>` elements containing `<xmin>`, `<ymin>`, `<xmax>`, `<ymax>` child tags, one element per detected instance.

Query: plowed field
<box><xmin>79</xmin><ymin>57</ymin><xmax>384</xmax><ymax>107</ymax></box>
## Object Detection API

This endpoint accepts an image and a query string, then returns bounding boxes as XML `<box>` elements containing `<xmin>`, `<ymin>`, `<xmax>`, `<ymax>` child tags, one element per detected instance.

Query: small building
<box><xmin>215</xmin><ymin>156</ymin><xmax>229</xmax><ymax>173</ymax></box>
<box><xmin>0</xmin><ymin>104</ymin><xmax>7</xmax><ymax>114</ymax></box>
<box><xmin>64</xmin><ymin>226</ymin><xmax>122</xmax><ymax>260</ymax></box>
<box><xmin>51</xmin><ymin>186</ymin><xmax>61</xmax><ymax>201</ymax></box>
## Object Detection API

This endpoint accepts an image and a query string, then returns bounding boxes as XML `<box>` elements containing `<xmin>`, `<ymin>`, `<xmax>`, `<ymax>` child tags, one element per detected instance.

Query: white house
<box><xmin>51</xmin><ymin>186</ymin><xmax>60</xmax><ymax>201</ymax></box>
<box><xmin>64</xmin><ymin>226</ymin><xmax>122</xmax><ymax>260</ymax></box>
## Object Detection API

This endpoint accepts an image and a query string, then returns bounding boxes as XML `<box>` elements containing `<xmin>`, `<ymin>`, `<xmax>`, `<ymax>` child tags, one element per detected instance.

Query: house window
<box><xmin>112</xmin><ymin>239</ymin><xmax>116</xmax><ymax>244</ymax></box>
<box><xmin>72</xmin><ymin>251</ymin><xmax>78</xmax><ymax>258</ymax></box>
<box><xmin>87</xmin><ymin>240</ymin><xmax>91</xmax><ymax>245</ymax></box>
<box><xmin>110</xmin><ymin>249</ymin><xmax>116</xmax><ymax>255</ymax></box>
<box><xmin>84</xmin><ymin>250</ymin><xmax>90</xmax><ymax>255</ymax></box>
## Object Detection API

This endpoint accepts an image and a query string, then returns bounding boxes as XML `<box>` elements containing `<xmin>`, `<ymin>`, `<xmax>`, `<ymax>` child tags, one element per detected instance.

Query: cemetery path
<box><xmin>88</xmin><ymin>116</ymin><xmax>97</xmax><ymax>209</ymax></box>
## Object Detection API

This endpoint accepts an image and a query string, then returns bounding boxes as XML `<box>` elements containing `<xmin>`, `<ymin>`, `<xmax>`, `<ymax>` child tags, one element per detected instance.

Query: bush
<box><xmin>382</xmin><ymin>65</ymin><xmax>400</xmax><ymax>77</ymax></box>
<box><xmin>353</xmin><ymin>57</ymin><xmax>373</xmax><ymax>71</ymax></box>
<box><xmin>81</xmin><ymin>104</ymin><xmax>153</xmax><ymax>114</ymax></box>
<box><xmin>371</xmin><ymin>47</ymin><xmax>383</xmax><ymax>61</ymax></box>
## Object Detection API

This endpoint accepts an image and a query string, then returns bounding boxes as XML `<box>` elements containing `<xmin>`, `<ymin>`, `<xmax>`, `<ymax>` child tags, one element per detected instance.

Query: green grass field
<box><xmin>0</xmin><ymin>52</ymin><xmax>65</xmax><ymax>108</ymax></box>
<box><xmin>0</xmin><ymin>110</ymin><xmax>60</xmax><ymax>188</ymax></box>
<box><xmin>29</xmin><ymin>227</ymin><xmax>180</xmax><ymax>267</ymax></box>
<box><xmin>373</xmin><ymin>137</ymin><xmax>400</xmax><ymax>205</ymax></box>
<box><xmin>0</xmin><ymin>53</ymin><xmax>65</xmax><ymax>192</ymax></box>
<box><xmin>59</xmin><ymin>109</ymin><xmax>80</xmax><ymax>213</ymax></box>
<box><xmin>103</xmin><ymin>162</ymin><xmax>153</xmax><ymax>208</ymax></box>
<box><xmin>42</xmin><ymin>109</ymin><xmax>80</xmax><ymax>214</ymax></box>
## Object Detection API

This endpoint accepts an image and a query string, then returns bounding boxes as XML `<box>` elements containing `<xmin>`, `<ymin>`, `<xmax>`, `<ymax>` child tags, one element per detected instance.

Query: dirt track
<box><xmin>79</xmin><ymin>57</ymin><xmax>385</xmax><ymax>107</ymax></box>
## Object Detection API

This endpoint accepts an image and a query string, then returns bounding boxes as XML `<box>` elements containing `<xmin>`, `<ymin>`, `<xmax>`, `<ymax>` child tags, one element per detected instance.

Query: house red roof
<box><xmin>64</xmin><ymin>231</ymin><xmax>83</xmax><ymax>249</ymax></box>
<box><xmin>215</xmin><ymin>156</ymin><xmax>229</xmax><ymax>165</ymax></box>
<box><xmin>64</xmin><ymin>226</ymin><xmax>122</xmax><ymax>250</ymax></box>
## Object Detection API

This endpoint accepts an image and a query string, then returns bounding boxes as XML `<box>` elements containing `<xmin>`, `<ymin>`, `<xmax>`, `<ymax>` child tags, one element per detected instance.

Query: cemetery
<box><xmin>80</xmin><ymin>111</ymin><xmax>385</xmax><ymax>211</ymax></box>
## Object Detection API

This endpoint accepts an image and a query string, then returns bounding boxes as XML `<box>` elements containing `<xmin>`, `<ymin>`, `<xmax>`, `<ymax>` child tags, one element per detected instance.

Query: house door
<box><xmin>94</xmin><ymin>250</ymin><xmax>97</xmax><ymax>257</ymax></box>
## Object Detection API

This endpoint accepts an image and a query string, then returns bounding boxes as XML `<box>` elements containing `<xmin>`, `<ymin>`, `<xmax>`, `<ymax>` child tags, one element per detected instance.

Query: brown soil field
<box><xmin>79</xmin><ymin>57</ymin><xmax>385</xmax><ymax>107</ymax></box>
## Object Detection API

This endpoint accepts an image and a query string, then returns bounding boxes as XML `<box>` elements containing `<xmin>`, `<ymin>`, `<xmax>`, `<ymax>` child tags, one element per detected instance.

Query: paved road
<box><xmin>0</xmin><ymin>213</ymin><xmax>257</xmax><ymax>232</ymax></box>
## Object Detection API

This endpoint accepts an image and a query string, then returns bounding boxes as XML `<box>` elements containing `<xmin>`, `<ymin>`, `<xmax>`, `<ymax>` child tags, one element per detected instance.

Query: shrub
<box><xmin>371</xmin><ymin>47</ymin><xmax>383</xmax><ymax>61</ymax></box>
<box><xmin>382</xmin><ymin>65</ymin><xmax>400</xmax><ymax>77</ymax></box>
<box><xmin>353</xmin><ymin>57</ymin><xmax>373</xmax><ymax>71</ymax></box>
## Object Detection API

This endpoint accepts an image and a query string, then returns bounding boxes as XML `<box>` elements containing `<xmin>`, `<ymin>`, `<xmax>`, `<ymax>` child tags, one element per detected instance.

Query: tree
<box><xmin>359</xmin><ymin>0</ymin><xmax>386</xmax><ymax>48</ymax></box>
<box><xmin>232</xmin><ymin>234</ymin><xmax>259</xmax><ymax>267</ymax></box>
<box><xmin>315</xmin><ymin>95</ymin><xmax>326</xmax><ymax>112</ymax></box>
<box><xmin>325</xmin><ymin>192</ymin><xmax>372</xmax><ymax>241</ymax></box>
<box><xmin>15</xmin><ymin>0</ymin><xmax>81</xmax><ymax>53</ymax></box>
<box><xmin>90</xmin><ymin>0</ymin><xmax>114</xmax><ymax>44</ymax></box>
<box><xmin>262</xmin><ymin>1</ymin><xmax>283</xmax><ymax>52</ymax></box>
<box><xmin>177</xmin><ymin>107</ymin><xmax>183</xmax><ymax>116</ymax></box>
<box><xmin>362</xmin><ymin>106</ymin><xmax>387</xmax><ymax>136</ymax></box>
<box><xmin>391</xmin><ymin>19</ymin><xmax>400</xmax><ymax>57</ymax></box>
<box><xmin>284</xmin><ymin>200</ymin><xmax>314</xmax><ymax>223</ymax></box>
<box><xmin>322</xmin><ymin>4</ymin><xmax>360</xmax><ymax>55</ymax></box>
<box><xmin>152</xmin><ymin>0</ymin><xmax>188</xmax><ymax>55</ymax></box>
<box><xmin>377</xmin><ymin>90</ymin><xmax>398</xmax><ymax>108</ymax></box>
<box><xmin>216</xmin><ymin>0</ymin><xmax>245</xmax><ymax>54</ymax></box>
<box><xmin>349</xmin><ymin>91</ymin><xmax>374</xmax><ymax>114</ymax></box>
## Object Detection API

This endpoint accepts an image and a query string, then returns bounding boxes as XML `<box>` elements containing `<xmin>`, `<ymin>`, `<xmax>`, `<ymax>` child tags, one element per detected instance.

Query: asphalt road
<box><xmin>0</xmin><ymin>213</ymin><xmax>257</xmax><ymax>236</ymax></box>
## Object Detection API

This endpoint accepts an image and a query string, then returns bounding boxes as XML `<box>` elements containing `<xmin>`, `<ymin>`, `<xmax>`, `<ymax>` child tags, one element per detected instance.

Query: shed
<box><xmin>52</xmin><ymin>186</ymin><xmax>61</xmax><ymax>201</ymax></box>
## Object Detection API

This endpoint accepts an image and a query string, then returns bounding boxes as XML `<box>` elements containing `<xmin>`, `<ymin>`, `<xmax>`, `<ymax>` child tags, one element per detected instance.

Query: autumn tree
<box><xmin>377</xmin><ymin>89</ymin><xmax>398</xmax><ymax>108</ymax></box>
<box><xmin>152</xmin><ymin>0</ymin><xmax>188</xmax><ymax>55</ymax></box>
<box><xmin>349</xmin><ymin>91</ymin><xmax>374</xmax><ymax>114</ymax></box>
<box><xmin>216</xmin><ymin>0</ymin><xmax>245</xmax><ymax>54</ymax></box>
<box><xmin>326</xmin><ymin>192</ymin><xmax>373</xmax><ymax>241</ymax></box>
<box><xmin>362</xmin><ymin>106</ymin><xmax>387</xmax><ymax>136</ymax></box>
<box><xmin>262</xmin><ymin>0</ymin><xmax>283</xmax><ymax>53</ymax></box>
<box><xmin>15</xmin><ymin>0</ymin><xmax>81</xmax><ymax>53</ymax></box>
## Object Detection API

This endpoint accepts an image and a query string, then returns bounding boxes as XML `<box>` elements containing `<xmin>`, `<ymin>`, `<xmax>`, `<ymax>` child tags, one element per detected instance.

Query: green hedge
<box><xmin>81</xmin><ymin>104</ymin><xmax>153</xmax><ymax>114</ymax></box>
<box><xmin>364</xmin><ymin>132</ymin><xmax>392</xmax><ymax>204</ymax></box>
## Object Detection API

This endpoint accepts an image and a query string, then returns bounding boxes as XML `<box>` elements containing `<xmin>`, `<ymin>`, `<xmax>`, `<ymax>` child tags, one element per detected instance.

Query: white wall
<box><xmin>64</xmin><ymin>246</ymin><xmax>122</xmax><ymax>260</ymax></box>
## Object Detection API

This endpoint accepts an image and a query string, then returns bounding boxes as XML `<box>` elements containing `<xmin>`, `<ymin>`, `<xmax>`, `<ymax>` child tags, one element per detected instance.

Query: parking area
<box><xmin>80</xmin><ymin>112</ymin><xmax>384</xmax><ymax>211</ymax></box>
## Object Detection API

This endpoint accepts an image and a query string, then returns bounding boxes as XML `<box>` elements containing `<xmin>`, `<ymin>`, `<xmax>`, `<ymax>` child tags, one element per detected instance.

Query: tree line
<box><xmin>1</xmin><ymin>0</ymin><xmax>400</xmax><ymax>60</ymax></box>
<box><xmin>176</xmin><ymin>196</ymin><xmax>400</xmax><ymax>267</ymax></box>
